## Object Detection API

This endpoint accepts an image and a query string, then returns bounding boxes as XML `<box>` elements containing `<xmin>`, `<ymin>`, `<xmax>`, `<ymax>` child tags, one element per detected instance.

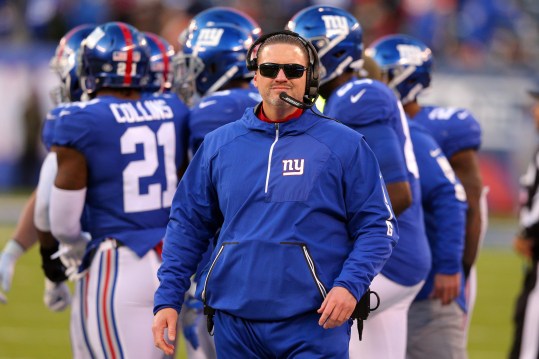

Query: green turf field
<box><xmin>0</xmin><ymin>224</ymin><xmax>524</xmax><ymax>358</ymax></box>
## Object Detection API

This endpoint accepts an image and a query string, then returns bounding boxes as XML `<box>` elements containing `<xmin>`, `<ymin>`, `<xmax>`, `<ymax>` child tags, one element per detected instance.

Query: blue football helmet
<box><xmin>178</xmin><ymin>7</ymin><xmax>261</xmax><ymax>48</ymax></box>
<box><xmin>79</xmin><ymin>22</ymin><xmax>150</xmax><ymax>94</ymax></box>
<box><xmin>173</xmin><ymin>24</ymin><xmax>254</xmax><ymax>105</ymax></box>
<box><xmin>143</xmin><ymin>32</ymin><xmax>175</xmax><ymax>94</ymax></box>
<box><xmin>366</xmin><ymin>34</ymin><xmax>433</xmax><ymax>105</ymax></box>
<box><xmin>287</xmin><ymin>5</ymin><xmax>363</xmax><ymax>85</ymax></box>
<box><xmin>49</xmin><ymin>24</ymin><xmax>96</xmax><ymax>104</ymax></box>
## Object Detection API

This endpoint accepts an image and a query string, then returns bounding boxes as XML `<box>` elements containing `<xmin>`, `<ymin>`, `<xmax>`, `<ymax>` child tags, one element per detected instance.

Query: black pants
<box><xmin>509</xmin><ymin>260</ymin><xmax>539</xmax><ymax>359</ymax></box>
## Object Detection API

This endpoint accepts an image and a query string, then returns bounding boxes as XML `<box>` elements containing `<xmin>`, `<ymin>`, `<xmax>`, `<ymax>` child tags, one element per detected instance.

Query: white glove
<box><xmin>52</xmin><ymin>232</ymin><xmax>91</xmax><ymax>281</ymax></box>
<box><xmin>43</xmin><ymin>278</ymin><xmax>71</xmax><ymax>312</ymax></box>
<box><xmin>0</xmin><ymin>239</ymin><xmax>25</xmax><ymax>303</ymax></box>
<box><xmin>181</xmin><ymin>278</ymin><xmax>203</xmax><ymax>349</ymax></box>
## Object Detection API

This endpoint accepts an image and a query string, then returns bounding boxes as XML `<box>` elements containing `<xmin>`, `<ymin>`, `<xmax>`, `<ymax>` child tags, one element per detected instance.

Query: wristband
<box><xmin>3</xmin><ymin>239</ymin><xmax>25</xmax><ymax>259</ymax></box>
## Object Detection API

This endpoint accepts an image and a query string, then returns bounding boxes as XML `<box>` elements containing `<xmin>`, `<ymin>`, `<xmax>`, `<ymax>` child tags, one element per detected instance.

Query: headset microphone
<box><xmin>279</xmin><ymin>91</ymin><xmax>337</xmax><ymax>121</ymax></box>
<box><xmin>279</xmin><ymin>92</ymin><xmax>314</xmax><ymax>109</ymax></box>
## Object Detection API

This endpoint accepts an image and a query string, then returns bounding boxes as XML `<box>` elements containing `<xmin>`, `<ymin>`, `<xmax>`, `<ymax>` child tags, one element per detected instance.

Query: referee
<box><xmin>509</xmin><ymin>88</ymin><xmax>539</xmax><ymax>359</ymax></box>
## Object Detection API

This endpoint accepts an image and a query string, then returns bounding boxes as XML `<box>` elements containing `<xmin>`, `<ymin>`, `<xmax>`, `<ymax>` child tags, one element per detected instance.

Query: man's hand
<box><xmin>430</xmin><ymin>273</ymin><xmax>461</xmax><ymax>305</ymax></box>
<box><xmin>317</xmin><ymin>286</ymin><xmax>357</xmax><ymax>329</ymax></box>
<box><xmin>152</xmin><ymin>307</ymin><xmax>178</xmax><ymax>356</ymax></box>
<box><xmin>43</xmin><ymin>278</ymin><xmax>71</xmax><ymax>312</ymax></box>
<box><xmin>513</xmin><ymin>235</ymin><xmax>533</xmax><ymax>260</ymax></box>
<box><xmin>0</xmin><ymin>239</ymin><xmax>25</xmax><ymax>303</ymax></box>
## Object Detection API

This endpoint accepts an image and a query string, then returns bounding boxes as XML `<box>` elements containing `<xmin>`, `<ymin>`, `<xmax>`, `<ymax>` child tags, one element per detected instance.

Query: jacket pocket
<box><xmin>201</xmin><ymin>241</ymin><xmax>238</xmax><ymax>302</ymax></box>
<box><xmin>280</xmin><ymin>241</ymin><xmax>327</xmax><ymax>300</ymax></box>
<box><xmin>198</xmin><ymin>240</ymin><xmax>329</xmax><ymax>320</ymax></box>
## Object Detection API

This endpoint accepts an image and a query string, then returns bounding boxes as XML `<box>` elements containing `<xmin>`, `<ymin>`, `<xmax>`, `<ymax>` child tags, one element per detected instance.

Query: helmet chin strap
<box><xmin>320</xmin><ymin>56</ymin><xmax>353</xmax><ymax>86</ymax></box>
<box><xmin>387</xmin><ymin>65</ymin><xmax>417</xmax><ymax>91</ymax></box>
<box><xmin>317</xmin><ymin>33</ymin><xmax>347</xmax><ymax>58</ymax></box>
<box><xmin>400</xmin><ymin>83</ymin><xmax>424</xmax><ymax>105</ymax></box>
<box><xmin>206</xmin><ymin>66</ymin><xmax>239</xmax><ymax>95</ymax></box>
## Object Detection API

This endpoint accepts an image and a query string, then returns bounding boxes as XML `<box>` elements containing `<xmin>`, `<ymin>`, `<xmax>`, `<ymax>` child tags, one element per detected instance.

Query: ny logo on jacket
<box><xmin>283</xmin><ymin>159</ymin><xmax>304</xmax><ymax>176</ymax></box>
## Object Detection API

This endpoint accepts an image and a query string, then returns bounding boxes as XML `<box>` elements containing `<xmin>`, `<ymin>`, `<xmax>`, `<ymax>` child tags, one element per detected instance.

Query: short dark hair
<box><xmin>257</xmin><ymin>34</ymin><xmax>309</xmax><ymax>65</ymax></box>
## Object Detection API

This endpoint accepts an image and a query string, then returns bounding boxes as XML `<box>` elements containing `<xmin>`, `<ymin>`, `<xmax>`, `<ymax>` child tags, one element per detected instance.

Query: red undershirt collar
<box><xmin>257</xmin><ymin>103</ymin><xmax>304</xmax><ymax>123</ymax></box>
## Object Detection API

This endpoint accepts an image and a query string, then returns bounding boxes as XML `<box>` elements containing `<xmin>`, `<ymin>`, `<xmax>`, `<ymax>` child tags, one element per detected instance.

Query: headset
<box><xmin>246</xmin><ymin>30</ymin><xmax>320</xmax><ymax>109</ymax></box>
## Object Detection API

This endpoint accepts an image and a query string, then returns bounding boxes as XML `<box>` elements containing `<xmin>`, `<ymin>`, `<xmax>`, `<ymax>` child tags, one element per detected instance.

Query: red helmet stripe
<box><xmin>57</xmin><ymin>30</ymin><xmax>75</xmax><ymax>63</ymax></box>
<box><xmin>147</xmin><ymin>33</ymin><xmax>169</xmax><ymax>92</ymax></box>
<box><xmin>117</xmin><ymin>23</ymin><xmax>133</xmax><ymax>86</ymax></box>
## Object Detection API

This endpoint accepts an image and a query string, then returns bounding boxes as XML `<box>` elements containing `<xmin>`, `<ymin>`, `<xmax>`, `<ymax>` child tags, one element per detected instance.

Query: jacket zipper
<box><xmin>281</xmin><ymin>241</ymin><xmax>327</xmax><ymax>299</ymax></box>
<box><xmin>201</xmin><ymin>242</ymin><xmax>238</xmax><ymax>302</ymax></box>
<box><xmin>264</xmin><ymin>123</ymin><xmax>279</xmax><ymax>194</ymax></box>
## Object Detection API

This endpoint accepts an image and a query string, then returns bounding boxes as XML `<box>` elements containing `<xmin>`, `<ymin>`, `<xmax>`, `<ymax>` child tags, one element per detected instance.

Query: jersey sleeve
<box><xmin>41</xmin><ymin>110</ymin><xmax>58</xmax><ymax>151</ymax></box>
<box><xmin>189</xmin><ymin>90</ymin><xmax>258</xmax><ymax>155</ymax></box>
<box><xmin>168</xmin><ymin>96</ymin><xmax>190</xmax><ymax>168</ymax></box>
<box><xmin>444</xmin><ymin>110</ymin><xmax>482</xmax><ymax>158</ymax></box>
<box><xmin>325</xmin><ymin>80</ymin><xmax>394</xmax><ymax>128</ymax></box>
<box><xmin>52</xmin><ymin>107</ymin><xmax>95</xmax><ymax>152</ymax></box>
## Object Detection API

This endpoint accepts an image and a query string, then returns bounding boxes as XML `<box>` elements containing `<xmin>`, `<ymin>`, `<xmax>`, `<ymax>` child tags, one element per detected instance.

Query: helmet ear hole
<box><xmin>333</xmin><ymin>50</ymin><xmax>346</xmax><ymax>59</ymax></box>
<box><xmin>83</xmin><ymin>76</ymin><xmax>97</xmax><ymax>94</ymax></box>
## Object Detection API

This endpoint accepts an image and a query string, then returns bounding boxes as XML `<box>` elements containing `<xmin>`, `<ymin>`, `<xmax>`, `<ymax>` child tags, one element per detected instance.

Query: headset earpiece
<box><xmin>304</xmin><ymin>41</ymin><xmax>320</xmax><ymax>103</ymax></box>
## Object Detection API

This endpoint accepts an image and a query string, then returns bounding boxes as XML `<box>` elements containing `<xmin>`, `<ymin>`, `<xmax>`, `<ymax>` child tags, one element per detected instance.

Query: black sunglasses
<box><xmin>258</xmin><ymin>63</ymin><xmax>307</xmax><ymax>79</ymax></box>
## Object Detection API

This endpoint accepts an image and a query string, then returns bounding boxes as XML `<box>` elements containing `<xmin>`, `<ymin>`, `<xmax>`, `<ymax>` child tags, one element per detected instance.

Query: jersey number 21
<box><xmin>121</xmin><ymin>123</ymin><xmax>177</xmax><ymax>213</ymax></box>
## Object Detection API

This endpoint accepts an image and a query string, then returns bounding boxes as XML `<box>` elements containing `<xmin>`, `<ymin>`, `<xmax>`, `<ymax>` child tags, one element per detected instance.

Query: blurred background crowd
<box><xmin>1</xmin><ymin>0</ymin><xmax>539</xmax><ymax>223</ymax></box>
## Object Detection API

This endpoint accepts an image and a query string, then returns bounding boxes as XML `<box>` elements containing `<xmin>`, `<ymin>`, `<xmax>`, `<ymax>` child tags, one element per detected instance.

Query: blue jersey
<box><xmin>325</xmin><ymin>78</ymin><xmax>430</xmax><ymax>286</ymax></box>
<box><xmin>53</xmin><ymin>94</ymin><xmax>189</xmax><ymax>257</ymax></box>
<box><xmin>155</xmin><ymin>108</ymin><xmax>397</xmax><ymax>320</ymax></box>
<box><xmin>411</xmin><ymin>106</ymin><xmax>482</xmax><ymax>158</ymax></box>
<box><xmin>189</xmin><ymin>88</ymin><xmax>261</xmax><ymax>154</ymax></box>
<box><xmin>409</xmin><ymin>122</ymin><xmax>468</xmax><ymax>309</ymax></box>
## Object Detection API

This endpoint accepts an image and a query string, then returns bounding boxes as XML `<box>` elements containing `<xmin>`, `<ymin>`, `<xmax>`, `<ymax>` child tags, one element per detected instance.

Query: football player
<box><xmin>49</xmin><ymin>21</ymin><xmax>189</xmax><ymax>358</ymax></box>
<box><xmin>368</xmin><ymin>34</ymin><xmax>486</xmax><ymax>353</ymax></box>
<box><xmin>288</xmin><ymin>6</ymin><xmax>431</xmax><ymax>358</ymax></box>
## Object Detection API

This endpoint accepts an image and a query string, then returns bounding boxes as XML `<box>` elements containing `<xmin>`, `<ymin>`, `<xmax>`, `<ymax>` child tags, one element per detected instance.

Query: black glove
<box><xmin>39</xmin><ymin>244</ymin><xmax>68</xmax><ymax>283</ymax></box>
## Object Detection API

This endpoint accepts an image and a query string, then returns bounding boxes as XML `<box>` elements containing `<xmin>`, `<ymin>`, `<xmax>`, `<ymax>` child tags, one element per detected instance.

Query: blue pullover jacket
<box><xmin>154</xmin><ymin>106</ymin><xmax>398</xmax><ymax>321</ymax></box>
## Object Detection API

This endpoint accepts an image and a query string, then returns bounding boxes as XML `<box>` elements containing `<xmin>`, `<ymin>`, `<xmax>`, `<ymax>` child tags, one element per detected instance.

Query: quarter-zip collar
<box><xmin>242</xmin><ymin>103</ymin><xmax>326</xmax><ymax>136</ymax></box>
<box><xmin>257</xmin><ymin>103</ymin><xmax>304</xmax><ymax>123</ymax></box>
